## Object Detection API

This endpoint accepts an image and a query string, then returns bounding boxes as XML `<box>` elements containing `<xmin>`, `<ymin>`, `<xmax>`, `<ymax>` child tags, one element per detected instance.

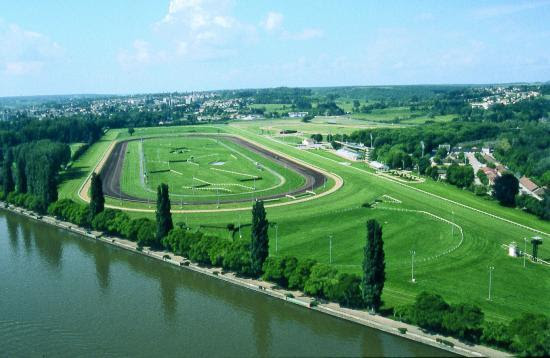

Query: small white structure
<box><xmin>302</xmin><ymin>138</ymin><xmax>315</xmax><ymax>146</ymax></box>
<box><xmin>508</xmin><ymin>242</ymin><xmax>519</xmax><ymax>257</ymax></box>
<box><xmin>289</xmin><ymin>112</ymin><xmax>308</xmax><ymax>118</ymax></box>
<box><xmin>369</xmin><ymin>161</ymin><xmax>387</xmax><ymax>171</ymax></box>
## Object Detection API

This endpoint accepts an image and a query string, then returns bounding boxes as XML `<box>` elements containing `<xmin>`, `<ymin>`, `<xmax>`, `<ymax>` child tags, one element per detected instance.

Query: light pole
<box><xmin>523</xmin><ymin>237</ymin><xmax>527</xmax><ymax>268</ymax></box>
<box><xmin>238</xmin><ymin>214</ymin><xmax>242</xmax><ymax>239</ymax></box>
<box><xmin>275</xmin><ymin>223</ymin><xmax>279</xmax><ymax>254</ymax></box>
<box><xmin>451</xmin><ymin>210</ymin><xmax>454</xmax><ymax>238</ymax></box>
<box><xmin>487</xmin><ymin>266</ymin><xmax>494</xmax><ymax>300</ymax></box>
<box><xmin>410</xmin><ymin>250</ymin><xmax>416</xmax><ymax>283</ymax></box>
<box><xmin>329</xmin><ymin>235</ymin><xmax>333</xmax><ymax>264</ymax></box>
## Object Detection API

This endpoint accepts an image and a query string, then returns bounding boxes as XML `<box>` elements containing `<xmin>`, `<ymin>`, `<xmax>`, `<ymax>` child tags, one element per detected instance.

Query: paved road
<box><xmin>466</xmin><ymin>152</ymin><xmax>483</xmax><ymax>185</ymax></box>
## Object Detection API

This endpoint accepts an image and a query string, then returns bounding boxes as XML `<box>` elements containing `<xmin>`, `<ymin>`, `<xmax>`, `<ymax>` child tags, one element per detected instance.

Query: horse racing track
<box><xmin>100</xmin><ymin>134</ymin><xmax>328</xmax><ymax>205</ymax></box>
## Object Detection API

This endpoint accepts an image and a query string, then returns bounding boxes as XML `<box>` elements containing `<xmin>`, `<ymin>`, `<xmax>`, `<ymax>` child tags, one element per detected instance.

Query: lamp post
<box><xmin>523</xmin><ymin>237</ymin><xmax>527</xmax><ymax>268</ymax></box>
<box><xmin>275</xmin><ymin>223</ymin><xmax>279</xmax><ymax>254</ymax></box>
<box><xmin>329</xmin><ymin>235</ymin><xmax>333</xmax><ymax>264</ymax></box>
<box><xmin>451</xmin><ymin>210</ymin><xmax>454</xmax><ymax>238</ymax></box>
<box><xmin>410</xmin><ymin>250</ymin><xmax>416</xmax><ymax>283</ymax></box>
<box><xmin>487</xmin><ymin>266</ymin><xmax>495</xmax><ymax>301</ymax></box>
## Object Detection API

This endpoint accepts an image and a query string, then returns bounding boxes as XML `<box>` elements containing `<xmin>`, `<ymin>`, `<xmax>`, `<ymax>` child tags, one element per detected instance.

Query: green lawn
<box><xmin>59</xmin><ymin>123</ymin><xmax>550</xmax><ymax>323</ymax></box>
<box><xmin>58</xmin><ymin>130</ymin><xmax>120</xmax><ymax>202</ymax></box>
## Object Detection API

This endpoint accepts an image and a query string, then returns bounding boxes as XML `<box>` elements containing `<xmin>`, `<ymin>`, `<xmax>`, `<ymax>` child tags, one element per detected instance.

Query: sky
<box><xmin>0</xmin><ymin>0</ymin><xmax>549</xmax><ymax>96</ymax></box>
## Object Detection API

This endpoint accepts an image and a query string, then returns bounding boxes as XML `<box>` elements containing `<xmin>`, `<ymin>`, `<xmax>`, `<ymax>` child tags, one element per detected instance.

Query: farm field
<box><xmin>62</xmin><ymin>121</ymin><xmax>550</xmax><ymax>323</ymax></box>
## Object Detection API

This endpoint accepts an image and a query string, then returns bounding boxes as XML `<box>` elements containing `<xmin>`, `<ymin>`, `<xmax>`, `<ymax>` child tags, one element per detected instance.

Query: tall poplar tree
<box><xmin>361</xmin><ymin>219</ymin><xmax>385</xmax><ymax>311</ymax></box>
<box><xmin>89</xmin><ymin>172</ymin><xmax>105</xmax><ymax>221</ymax></box>
<box><xmin>15</xmin><ymin>153</ymin><xmax>27</xmax><ymax>193</ymax></box>
<box><xmin>156</xmin><ymin>183</ymin><xmax>173</xmax><ymax>245</ymax></box>
<box><xmin>250</xmin><ymin>200</ymin><xmax>269</xmax><ymax>276</ymax></box>
<box><xmin>2</xmin><ymin>149</ymin><xmax>15</xmax><ymax>196</ymax></box>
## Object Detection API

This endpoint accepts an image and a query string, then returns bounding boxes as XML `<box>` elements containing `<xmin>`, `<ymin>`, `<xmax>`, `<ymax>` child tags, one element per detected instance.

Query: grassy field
<box><xmin>59</xmin><ymin>121</ymin><xmax>550</xmax><ymax>323</ymax></box>
<box><xmin>58</xmin><ymin>130</ymin><xmax>120</xmax><ymax>202</ymax></box>
<box><xmin>119</xmin><ymin>136</ymin><xmax>306</xmax><ymax>203</ymax></box>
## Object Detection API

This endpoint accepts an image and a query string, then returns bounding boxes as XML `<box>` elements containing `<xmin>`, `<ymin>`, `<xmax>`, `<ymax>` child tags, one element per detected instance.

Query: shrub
<box><xmin>222</xmin><ymin>240</ymin><xmax>253</xmax><ymax>276</ymax></box>
<box><xmin>409</xmin><ymin>292</ymin><xmax>449</xmax><ymax>332</ymax></box>
<box><xmin>303</xmin><ymin>263</ymin><xmax>338</xmax><ymax>299</ymax></box>
<box><xmin>137</xmin><ymin>220</ymin><xmax>157</xmax><ymax>248</ymax></box>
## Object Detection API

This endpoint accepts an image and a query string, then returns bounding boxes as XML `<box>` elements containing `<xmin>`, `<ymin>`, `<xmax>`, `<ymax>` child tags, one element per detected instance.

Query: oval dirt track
<box><xmin>100</xmin><ymin>134</ymin><xmax>328</xmax><ymax>205</ymax></box>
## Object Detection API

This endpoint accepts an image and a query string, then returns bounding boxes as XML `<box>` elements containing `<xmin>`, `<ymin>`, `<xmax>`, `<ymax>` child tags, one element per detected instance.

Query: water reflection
<box><xmin>159</xmin><ymin>273</ymin><xmax>177</xmax><ymax>321</ymax></box>
<box><xmin>6</xmin><ymin>216</ymin><xmax>19</xmax><ymax>253</ymax></box>
<box><xmin>92</xmin><ymin>243</ymin><xmax>111</xmax><ymax>292</ymax></box>
<box><xmin>32</xmin><ymin>225</ymin><xmax>63</xmax><ymax>271</ymax></box>
<box><xmin>252</xmin><ymin>305</ymin><xmax>271</xmax><ymax>357</ymax></box>
<box><xmin>20</xmin><ymin>222</ymin><xmax>33</xmax><ymax>255</ymax></box>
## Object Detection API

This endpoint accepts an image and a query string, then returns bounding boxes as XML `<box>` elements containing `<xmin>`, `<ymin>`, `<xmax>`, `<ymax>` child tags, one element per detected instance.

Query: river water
<box><xmin>0</xmin><ymin>210</ymin><xmax>450</xmax><ymax>357</ymax></box>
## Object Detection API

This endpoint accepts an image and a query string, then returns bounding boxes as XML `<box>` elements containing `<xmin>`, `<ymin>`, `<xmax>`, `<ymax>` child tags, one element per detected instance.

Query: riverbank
<box><xmin>1</xmin><ymin>202</ymin><xmax>508</xmax><ymax>357</ymax></box>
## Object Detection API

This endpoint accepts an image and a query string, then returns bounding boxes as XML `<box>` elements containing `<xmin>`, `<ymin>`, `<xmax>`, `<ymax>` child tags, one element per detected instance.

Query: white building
<box><xmin>289</xmin><ymin>112</ymin><xmax>308</xmax><ymax>118</ymax></box>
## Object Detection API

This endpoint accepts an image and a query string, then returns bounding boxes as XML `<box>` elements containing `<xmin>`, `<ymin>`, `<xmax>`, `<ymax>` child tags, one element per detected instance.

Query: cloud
<box><xmin>283</xmin><ymin>28</ymin><xmax>323</xmax><ymax>41</ymax></box>
<box><xmin>472</xmin><ymin>0</ymin><xmax>550</xmax><ymax>19</ymax></box>
<box><xmin>262</xmin><ymin>12</ymin><xmax>283</xmax><ymax>31</ymax></box>
<box><xmin>118</xmin><ymin>0</ymin><xmax>257</xmax><ymax>66</ymax></box>
<box><xmin>117</xmin><ymin>40</ymin><xmax>169</xmax><ymax>68</ymax></box>
<box><xmin>0</xmin><ymin>20</ymin><xmax>63</xmax><ymax>76</ymax></box>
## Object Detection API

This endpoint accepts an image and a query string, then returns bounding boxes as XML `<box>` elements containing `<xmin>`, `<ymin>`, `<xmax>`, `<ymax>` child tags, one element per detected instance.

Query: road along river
<box><xmin>0</xmin><ymin>209</ymin><xmax>450</xmax><ymax>357</ymax></box>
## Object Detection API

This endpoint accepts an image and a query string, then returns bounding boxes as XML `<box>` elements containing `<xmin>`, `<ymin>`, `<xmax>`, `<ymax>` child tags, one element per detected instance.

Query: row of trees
<box><xmin>395</xmin><ymin>291</ymin><xmax>550</xmax><ymax>356</ymax></box>
<box><xmin>1</xmin><ymin>140</ymin><xmax>71</xmax><ymax>212</ymax></box>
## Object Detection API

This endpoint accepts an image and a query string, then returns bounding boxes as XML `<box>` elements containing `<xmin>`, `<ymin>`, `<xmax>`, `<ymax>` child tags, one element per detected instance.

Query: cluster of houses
<box><xmin>470</xmin><ymin>86</ymin><xmax>540</xmax><ymax>110</ymax></box>
<box><xmin>464</xmin><ymin>148</ymin><xmax>546</xmax><ymax>201</ymax></box>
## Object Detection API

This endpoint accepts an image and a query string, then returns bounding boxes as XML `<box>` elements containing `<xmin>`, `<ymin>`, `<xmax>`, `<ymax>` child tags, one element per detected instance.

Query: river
<box><xmin>0</xmin><ymin>210</ymin><xmax>451</xmax><ymax>357</ymax></box>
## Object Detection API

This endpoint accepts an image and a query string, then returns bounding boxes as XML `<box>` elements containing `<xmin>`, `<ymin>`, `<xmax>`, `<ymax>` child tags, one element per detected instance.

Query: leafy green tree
<box><xmin>88</xmin><ymin>172</ymin><xmax>105</xmax><ymax>221</ymax></box>
<box><xmin>15</xmin><ymin>154</ymin><xmax>27</xmax><ymax>193</ymax></box>
<box><xmin>418</xmin><ymin>157</ymin><xmax>430</xmax><ymax>174</ymax></box>
<box><xmin>250</xmin><ymin>200</ymin><xmax>269</xmax><ymax>276</ymax></box>
<box><xmin>481</xmin><ymin>321</ymin><xmax>511</xmax><ymax>350</ymax></box>
<box><xmin>361</xmin><ymin>219</ymin><xmax>385</xmax><ymax>311</ymax></box>
<box><xmin>223</xmin><ymin>240</ymin><xmax>253</xmax><ymax>275</ymax></box>
<box><xmin>2</xmin><ymin>149</ymin><xmax>15</xmax><ymax>196</ymax></box>
<box><xmin>156</xmin><ymin>183</ymin><xmax>173</xmax><ymax>244</ymax></box>
<box><xmin>442</xmin><ymin>303</ymin><xmax>484</xmax><ymax>342</ymax></box>
<box><xmin>287</xmin><ymin>258</ymin><xmax>316</xmax><ymax>290</ymax></box>
<box><xmin>540</xmin><ymin>193</ymin><xmax>550</xmax><ymax>221</ymax></box>
<box><xmin>493</xmin><ymin>173</ymin><xmax>519</xmax><ymax>206</ymax></box>
<box><xmin>137</xmin><ymin>220</ymin><xmax>157</xmax><ymax>248</ymax></box>
<box><xmin>331</xmin><ymin>273</ymin><xmax>364</xmax><ymax>308</ymax></box>
<box><xmin>508</xmin><ymin>313</ymin><xmax>550</xmax><ymax>357</ymax></box>
<box><xmin>304</xmin><ymin>263</ymin><xmax>338</xmax><ymax>298</ymax></box>
<box><xmin>128</xmin><ymin>126</ymin><xmax>135</xmax><ymax>136</ymax></box>
<box><xmin>410</xmin><ymin>292</ymin><xmax>449</xmax><ymax>332</ymax></box>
